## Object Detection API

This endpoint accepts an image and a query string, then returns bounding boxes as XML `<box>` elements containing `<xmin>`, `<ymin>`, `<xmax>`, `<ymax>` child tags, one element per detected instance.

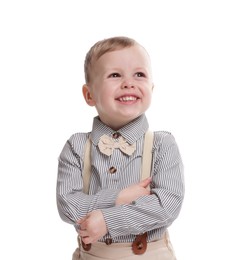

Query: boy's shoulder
<box><xmin>67</xmin><ymin>132</ymin><xmax>91</xmax><ymax>154</ymax></box>
<box><xmin>153</xmin><ymin>130</ymin><xmax>178</xmax><ymax>149</ymax></box>
<box><xmin>69</xmin><ymin>132</ymin><xmax>90</xmax><ymax>141</ymax></box>
<box><xmin>153</xmin><ymin>130</ymin><xmax>172</xmax><ymax>139</ymax></box>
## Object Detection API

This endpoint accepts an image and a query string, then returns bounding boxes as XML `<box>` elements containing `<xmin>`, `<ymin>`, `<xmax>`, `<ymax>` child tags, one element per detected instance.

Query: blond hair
<box><xmin>84</xmin><ymin>36</ymin><xmax>137</xmax><ymax>84</ymax></box>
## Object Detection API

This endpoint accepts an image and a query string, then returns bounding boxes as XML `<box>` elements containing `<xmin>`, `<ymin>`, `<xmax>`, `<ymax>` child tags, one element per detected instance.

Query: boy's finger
<box><xmin>139</xmin><ymin>177</ymin><xmax>152</xmax><ymax>187</ymax></box>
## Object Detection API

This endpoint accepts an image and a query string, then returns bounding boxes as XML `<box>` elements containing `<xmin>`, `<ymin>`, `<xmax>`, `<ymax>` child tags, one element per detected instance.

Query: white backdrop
<box><xmin>1</xmin><ymin>0</ymin><xmax>227</xmax><ymax>259</ymax></box>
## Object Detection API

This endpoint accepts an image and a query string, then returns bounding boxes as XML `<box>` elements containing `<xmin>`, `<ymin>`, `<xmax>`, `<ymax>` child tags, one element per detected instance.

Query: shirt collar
<box><xmin>91</xmin><ymin>114</ymin><xmax>149</xmax><ymax>145</ymax></box>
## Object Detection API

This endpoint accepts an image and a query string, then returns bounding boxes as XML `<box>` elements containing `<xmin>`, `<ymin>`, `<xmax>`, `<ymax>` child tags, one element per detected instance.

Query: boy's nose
<box><xmin>121</xmin><ymin>80</ymin><xmax>135</xmax><ymax>89</ymax></box>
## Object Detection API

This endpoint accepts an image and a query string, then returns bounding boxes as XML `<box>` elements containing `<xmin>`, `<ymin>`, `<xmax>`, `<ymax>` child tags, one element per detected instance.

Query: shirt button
<box><xmin>112</xmin><ymin>132</ymin><xmax>121</xmax><ymax>139</ymax></box>
<box><xmin>105</xmin><ymin>238</ymin><xmax>113</xmax><ymax>245</ymax></box>
<box><xmin>109</xmin><ymin>167</ymin><xmax>117</xmax><ymax>174</ymax></box>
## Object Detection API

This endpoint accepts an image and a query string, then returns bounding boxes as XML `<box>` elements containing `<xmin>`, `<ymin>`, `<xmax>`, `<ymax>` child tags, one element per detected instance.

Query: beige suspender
<box><xmin>141</xmin><ymin>130</ymin><xmax>154</xmax><ymax>185</ymax></box>
<box><xmin>82</xmin><ymin>130</ymin><xmax>154</xmax><ymax>194</ymax></box>
<box><xmin>83</xmin><ymin>136</ymin><xmax>92</xmax><ymax>194</ymax></box>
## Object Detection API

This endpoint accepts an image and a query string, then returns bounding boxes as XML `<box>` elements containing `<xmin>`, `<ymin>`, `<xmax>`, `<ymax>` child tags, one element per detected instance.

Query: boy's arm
<box><xmin>100</xmin><ymin>133</ymin><xmax>184</xmax><ymax>238</ymax></box>
<box><xmin>56</xmin><ymin>137</ymin><xmax>120</xmax><ymax>225</ymax></box>
<box><xmin>77</xmin><ymin>178</ymin><xmax>152</xmax><ymax>244</ymax></box>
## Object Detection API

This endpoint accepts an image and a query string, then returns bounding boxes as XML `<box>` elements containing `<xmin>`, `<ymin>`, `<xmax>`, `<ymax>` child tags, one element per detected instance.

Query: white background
<box><xmin>1</xmin><ymin>0</ymin><xmax>227</xmax><ymax>259</ymax></box>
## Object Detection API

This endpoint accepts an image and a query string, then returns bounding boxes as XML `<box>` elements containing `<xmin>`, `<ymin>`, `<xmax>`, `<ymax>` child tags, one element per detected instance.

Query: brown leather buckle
<box><xmin>81</xmin><ymin>240</ymin><xmax>91</xmax><ymax>251</ymax></box>
<box><xmin>132</xmin><ymin>232</ymin><xmax>147</xmax><ymax>255</ymax></box>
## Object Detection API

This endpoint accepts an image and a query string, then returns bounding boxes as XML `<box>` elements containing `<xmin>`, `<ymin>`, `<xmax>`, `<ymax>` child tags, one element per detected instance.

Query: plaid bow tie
<box><xmin>98</xmin><ymin>134</ymin><xmax>136</xmax><ymax>156</ymax></box>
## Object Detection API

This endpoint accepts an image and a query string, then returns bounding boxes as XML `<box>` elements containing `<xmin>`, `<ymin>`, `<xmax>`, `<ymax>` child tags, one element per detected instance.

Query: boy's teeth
<box><xmin>119</xmin><ymin>96</ymin><xmax>137</xmax><ymax>101</ymax></box>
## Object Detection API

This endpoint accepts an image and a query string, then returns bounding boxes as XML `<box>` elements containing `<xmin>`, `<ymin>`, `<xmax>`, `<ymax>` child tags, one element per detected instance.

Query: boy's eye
<box><xmin>136</xmin><ymin>72</ymin><xmax>146</xmax><ymax>77</ymax></box>
<box><xmin>109</xmin><ymin>73</ymin><xmax>121</xmax><ymax>78</ymax></box>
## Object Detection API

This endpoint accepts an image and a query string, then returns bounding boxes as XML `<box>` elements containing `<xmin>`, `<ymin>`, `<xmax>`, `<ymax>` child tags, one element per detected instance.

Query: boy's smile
<box><xmin>116</xmin><ymin>94</ymin><xmax>139</xmax><ymax>103</ymax></box>
<box><xmin>83</xmin><ymin>45</ymin><xmax>154</xmax><ymax>130</ymax></box>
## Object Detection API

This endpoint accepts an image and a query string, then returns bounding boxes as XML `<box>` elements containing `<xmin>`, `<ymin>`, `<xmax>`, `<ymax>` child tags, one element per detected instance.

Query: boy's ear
<box><xmin>82</xmin><ymin>84</ymin><xmax>96</xmax><ymax>106</ymax></box>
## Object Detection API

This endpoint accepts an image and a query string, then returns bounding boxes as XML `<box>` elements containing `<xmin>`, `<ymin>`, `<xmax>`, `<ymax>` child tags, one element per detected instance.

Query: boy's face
<box><xmin>83</xmin><ymin>45</ymin><xmax>154</xmax><ymax>130</ymax></box>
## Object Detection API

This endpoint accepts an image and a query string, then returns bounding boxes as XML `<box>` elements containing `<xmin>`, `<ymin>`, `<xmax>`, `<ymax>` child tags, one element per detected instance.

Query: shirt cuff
<box><xmin>101</xmin><ymin>205</ymin><xmax>130</xmax><ymax>238</ymax></box>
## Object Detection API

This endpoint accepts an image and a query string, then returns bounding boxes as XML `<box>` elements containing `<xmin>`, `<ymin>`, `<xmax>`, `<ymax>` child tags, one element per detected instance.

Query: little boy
<box><xmin>57</xmin><ymin>36</ymin><xmax>184</xmax><ymax>259</ymax></box>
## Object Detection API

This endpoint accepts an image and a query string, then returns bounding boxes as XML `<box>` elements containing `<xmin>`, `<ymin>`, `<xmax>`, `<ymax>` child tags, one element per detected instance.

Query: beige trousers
<box><xmin>72</xmin><ymin>232</ymin><xmax>176</xmax><ymax>260</ymax></box>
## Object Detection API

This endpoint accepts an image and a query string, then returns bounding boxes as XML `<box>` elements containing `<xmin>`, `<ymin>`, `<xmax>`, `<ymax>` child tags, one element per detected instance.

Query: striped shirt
<box><xmin>57</xmin><ymin>114</ymin><xmax>184</xmax><ymax>243</ymax></box>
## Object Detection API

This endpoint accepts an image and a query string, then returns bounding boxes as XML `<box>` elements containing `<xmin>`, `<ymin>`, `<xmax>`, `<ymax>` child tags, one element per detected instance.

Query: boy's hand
<box><xmin>116</xmin><ymin>177</ymin><xmax>152</xmax><ymax>205</ymax></box>
<box><xmin>77</xmin><ymin>210</ymin><xmax>107</xmax><ymax>244</ymax></box>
